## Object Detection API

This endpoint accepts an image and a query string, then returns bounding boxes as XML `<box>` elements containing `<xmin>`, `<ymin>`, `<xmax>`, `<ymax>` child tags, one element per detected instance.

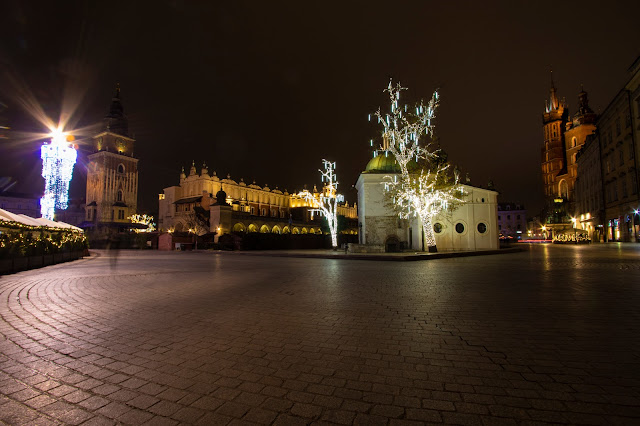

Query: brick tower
<box><xmin>85</xmin><ymin>84</ymin><xmax>139</xmax><ymax>228</ymax></box>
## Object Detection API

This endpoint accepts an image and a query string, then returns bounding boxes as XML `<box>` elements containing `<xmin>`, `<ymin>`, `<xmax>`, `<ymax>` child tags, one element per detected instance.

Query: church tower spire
<box><xmin>104</xmin><ymin>83</ymin><xmax>129</xmax><ymax>137</ymax></box>
<box><xmin>541</xmin><ymin>72</ymin><xmax>569</xmax><ymax>210</ymax></box>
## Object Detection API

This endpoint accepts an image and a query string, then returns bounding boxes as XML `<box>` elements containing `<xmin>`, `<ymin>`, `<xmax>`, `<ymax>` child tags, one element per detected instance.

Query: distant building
<box><xmin>85</xmin><ymin>85</ymin><xmax>139</xmax><ymax>234</ymax></box>
<box><xmin>598</xmin><ymin>84</ymin><xmax>638</xmax><ymax>241</ymax></box>
<box><xmin>354</xmin><ymin>155</ymin><xmax>498</xmax><ymax>252</ymax></box>
<box><xmin>573</xmin><ymin>56</ymin><xmax>640</xmax><ymax>242</ymax></box>
<box><xmin>497</xmin><ymin>203</ymin><xmax>527</xmax><ymax>239</ymax></box>
<box><xmin>541</xmin><ymin>74</ymin><xmax>597</xmax><ymax>238</ymax></box>
<box><xmin>0</xmin><ymin>192</ymin><xmax>40</xmax><ymax>218</ymax></box>
<box><xmin>574</xmin><ymin>135</ymin><xmax>604</xmax><ymax>242</ymax></box>
<box><xmin>158</xmin><ymin>162</ymin><xmax>357</xmax><ymax>239</ymax></box>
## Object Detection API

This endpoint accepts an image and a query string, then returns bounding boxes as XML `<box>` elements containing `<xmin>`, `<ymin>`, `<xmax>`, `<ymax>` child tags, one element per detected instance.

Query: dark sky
<box><xmin>1</xmin><ymin>1</ymin><xmax>639</xmax><ymax>216</ymax></box>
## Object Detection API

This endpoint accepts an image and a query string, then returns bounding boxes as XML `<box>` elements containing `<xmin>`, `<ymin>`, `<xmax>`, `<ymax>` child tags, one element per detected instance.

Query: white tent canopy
<box><xmin>0</xmin><ymin>208</ymin><xmax>83</xmax><ymax>232</ymax></box>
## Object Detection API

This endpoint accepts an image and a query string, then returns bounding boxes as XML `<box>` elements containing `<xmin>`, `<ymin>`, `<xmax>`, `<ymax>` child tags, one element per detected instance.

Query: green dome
<box><xmin>365</xmin><ymin>154</ymin><xmax>401</xmax><ymax>173</ymax></box>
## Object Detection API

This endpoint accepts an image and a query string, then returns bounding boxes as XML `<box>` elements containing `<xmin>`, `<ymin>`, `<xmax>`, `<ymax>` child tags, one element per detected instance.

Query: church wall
<box><xmin>356</xmin><ymin>173</ymin><xmax>498</xmax><ymax>251</ymax></box>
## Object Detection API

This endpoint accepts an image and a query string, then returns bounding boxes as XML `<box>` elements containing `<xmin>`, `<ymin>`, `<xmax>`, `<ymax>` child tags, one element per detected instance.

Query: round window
<box><xmin>477</xmin><ymin>223</ymin><xmax>487</xmax><ymax>234</ymax></box>
<box><xmin>433</xmin><ymin>223</ymin><xmax>443</xmax><ymax>234</ymax></box>
<box><xmin>455</xmin><ymin>223</ymin><xmax>465</xmax><ymax>234</ymax></box>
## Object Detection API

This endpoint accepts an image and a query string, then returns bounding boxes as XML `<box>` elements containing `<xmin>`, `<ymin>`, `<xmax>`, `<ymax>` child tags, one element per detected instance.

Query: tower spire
<box><xmin>546</xmin><ymin>68</ymin><xmax>560</xmax><ymax>113</ymax></box>
<box><xmin>104</xmin><ymin>83</ymin><xmax>128</xmax><ymax>136</ymax></box>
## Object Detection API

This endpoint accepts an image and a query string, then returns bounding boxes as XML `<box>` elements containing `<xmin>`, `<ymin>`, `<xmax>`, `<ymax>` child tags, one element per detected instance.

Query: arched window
<box><xmin>559</xmin><ymin>180</ymin><xmax>568</xmax><ymax>199</ymax></box>
<box><xmin>117</xmin><ymin>164</ymin><xmax>125</xmax><ymax>174</ymax></box>
<box><xmin>572</xmin><ymin>137</ymin><xmax>577</xmax><ymax>148</ymax></box>
<box><xmin>117</xmin><ymin>190</ymin><xmax>123</xmax><ymax>202</ymax></box>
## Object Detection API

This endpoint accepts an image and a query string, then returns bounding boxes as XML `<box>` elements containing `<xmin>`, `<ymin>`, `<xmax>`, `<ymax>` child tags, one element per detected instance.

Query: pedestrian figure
<box><xmin>106</xmin><ymin>233</ymin><xmax>121</xmax><ymax>270</ymax></box>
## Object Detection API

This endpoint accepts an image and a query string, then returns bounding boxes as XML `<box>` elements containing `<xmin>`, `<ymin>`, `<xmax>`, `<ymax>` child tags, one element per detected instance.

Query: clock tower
<box><xmin>85</xmin><ymin>84</ymin><xmax>139</xmax><ymax>227</ymax></box>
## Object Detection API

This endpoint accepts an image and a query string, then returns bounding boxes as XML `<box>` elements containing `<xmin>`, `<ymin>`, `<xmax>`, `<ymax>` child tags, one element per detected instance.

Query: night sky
<box><xmin>1</xmin><ymin>1</ymin><xmax>639</xmax><ymax>217</ymax></box>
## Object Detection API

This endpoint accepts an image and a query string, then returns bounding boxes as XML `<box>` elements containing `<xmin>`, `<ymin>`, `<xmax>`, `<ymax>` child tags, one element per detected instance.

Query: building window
<box><xmin>507</xmin><ymin>215</ymin><xmax>511</xmax><ymax>220</ymax></box>
<box><xmin>261</xmin><ymin>208</ymin><xmax>266</xmax><ymax>216</ymax></box>
<box><xmin>572</xmin><ymin>137</ymin><xmax>577</xmax><ymax>147</ymax></box>
<box><xmin>118</xmin><ymin>210</ymin><xmax>125</xmax><ymax>220</ymax></box>
<box><xmin>433</xmin><ymin>223</ymin><xmax>443</xmax><ymax>233</ymax></box>
<box><xmin>477</xmin><ymin>223</ymin><xmax>487</xmax><ymax>234</ymax></box>
<box><xmin>117</xmin><ymin>190</ymin><xmax>123</xmax><ymax>202</ymax></box>
<box><xmin>117</xmin><ymin>164</ymin><xmax>125</xmax><ymax>174</ymax></box>
<box><xmin>250</xmin><ymin>207</ymin><xmax>255</xmax><ymax>215</ymax></box>
<box><xmin>455</xmin><ymin>223</ymin><xmax>465</xmax><ymax>234</ymax></box>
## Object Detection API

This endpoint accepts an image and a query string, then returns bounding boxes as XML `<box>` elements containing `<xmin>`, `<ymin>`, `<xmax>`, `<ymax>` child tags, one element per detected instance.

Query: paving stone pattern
<box><xmin>1</xmin><ymin>244</ymin><xmax>639</xmax><ymax>425</ymax></box>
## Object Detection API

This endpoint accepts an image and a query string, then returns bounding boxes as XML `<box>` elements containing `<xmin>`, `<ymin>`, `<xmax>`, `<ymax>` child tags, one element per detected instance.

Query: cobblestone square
<box><xmin>1</xmin><ymin>245</ymin><xmax>639</xmax><ymax>425</ymax></box>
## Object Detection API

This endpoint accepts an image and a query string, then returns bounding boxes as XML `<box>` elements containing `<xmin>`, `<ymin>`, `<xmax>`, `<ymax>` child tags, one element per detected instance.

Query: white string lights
<box><xmin>128</xmin><ymin>214</ymin><xmax>156</xmax><ymax>233</ymax></box>
<box><xmin>40</xmin><ymin>129</ymin><xmax>77</xmax><ymax>220</ymax></box>
<box><xmin>299</xmin><ymin>159</ymin><xmax>341</xmax><ymax>248</ymax></box>
<box><xmin>373</xmin><ymin>81</ymin><xmax>465</xmax><ymax>252</ymax></box>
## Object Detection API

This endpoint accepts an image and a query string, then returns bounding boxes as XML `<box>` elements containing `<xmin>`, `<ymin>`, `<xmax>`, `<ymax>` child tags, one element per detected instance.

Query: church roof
<box><xmin>364</xmin><ymin>154</ymin><xmax>401</xmax><ymax>173</ymax></box>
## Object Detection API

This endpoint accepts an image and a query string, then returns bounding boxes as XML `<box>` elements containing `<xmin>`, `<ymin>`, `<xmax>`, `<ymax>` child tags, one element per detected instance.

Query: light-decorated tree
<box><xmin>128</xmin><ymin>214</ymin><xmax>156</xmax><ymax>233</ymax></box>
<box><xmin>373</xmin><ymin>80</ymin><xmax>465</xmax><ymax>252</ymax></box>
<box><xmin>299</xmin><ymin>159</ymin><xmax>342</xmax><ymax>248</ymax></box>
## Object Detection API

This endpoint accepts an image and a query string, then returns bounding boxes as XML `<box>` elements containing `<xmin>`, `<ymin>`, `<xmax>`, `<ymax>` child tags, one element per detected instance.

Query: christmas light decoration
<box><xmin>128</xmin><ymin>214</ymin><xmax>156</xmax><ymax>233</ymax></box>
<box><xmin>299</xmin><ymin>159</ymin><xmax>341</xmax><ymax>248</ymax></box>
<box><xmin>373</xmin><ymin>80</ymin><xmax>439</xmax><ymax>174</ymax></box>
<box><xmin>40</xmin><ymin>129</ymin><xmax>77</xmax><ymax>220</ymax></box>
<box><xmin>373</xmin><ymin>80</ymin><xmax>465</xmax><ymax>252</ymax></box>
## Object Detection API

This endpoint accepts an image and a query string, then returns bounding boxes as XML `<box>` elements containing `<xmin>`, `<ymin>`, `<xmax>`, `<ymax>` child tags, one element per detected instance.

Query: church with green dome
<box><xmin>354</xmin><ymin>149</ymin><xmax>499</xmax><ymax>253</ymax></box>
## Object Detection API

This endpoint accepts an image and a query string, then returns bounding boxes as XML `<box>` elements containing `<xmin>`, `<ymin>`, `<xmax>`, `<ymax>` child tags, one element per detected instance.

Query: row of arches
<box><xmin>232</xmin><ymin>223</ymin><xmax>322</xmax><ymax>235</ymax></box>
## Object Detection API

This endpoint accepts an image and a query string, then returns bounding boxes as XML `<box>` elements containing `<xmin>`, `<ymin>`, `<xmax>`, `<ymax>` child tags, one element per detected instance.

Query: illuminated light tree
<box><xmin>373</xmin><ymin>81</ymin><xmax>464</xmax><ymax>252</ymax></box>
<box><xmin>128</xmin><ymin>214</ymin><xmax>156</xmax><ymax>233</ymax></box>
<box><xmin>384</xmin><ymin>159</ymin><xmax>465</xmax><ymax>252</ymax></box>
<box><xmin>299</xmin><ymin>159</ymin><xmax>343</xmax><ymax>248</ymax></box>
<box><xmin>372</xmin><ymin>80</ymin><xmax>439</xmax><ymax>175</ymax></box>
<box><xmin>40</xmin><ymin>129</ymin><xmax>77</xmax><ymax>220</ymax></box>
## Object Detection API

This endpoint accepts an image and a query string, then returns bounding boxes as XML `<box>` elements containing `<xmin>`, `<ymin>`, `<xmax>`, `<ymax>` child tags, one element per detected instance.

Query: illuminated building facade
<box><xmin>573</xmin><ymin>56</ymin><xmax>640</xmax><ymax>242</ymax></box>
<box><xmin>541</xmin><ymin>75</ymin><xmax>597</xmax><ymax>238</ymax></box>
<box><xmin>85</xmin><ymin>85</ymin><xmax>139</xmax><ymax>229</ymax></box>
<box><xmin>158</xmin><ymin>163</ymin><xmax>356</xmax><ymax>239</ymax></box>
<box><xmin>598</xmin><ymin>86</ymin><xmax>638</xmax><ymax>242</ymax></box>
<box><xmin>574</xmin><ymin>135</ymin><xmax>604</xmax><ymax>241</ymax></box>
<box><xmin>354</xmin><ymin>156</ymin><xmax>498</xmax><ymax>252</ymax></box>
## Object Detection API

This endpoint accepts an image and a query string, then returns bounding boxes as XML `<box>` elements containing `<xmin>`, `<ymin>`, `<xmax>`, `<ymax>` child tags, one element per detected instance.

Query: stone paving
<box><xmin>0</xmin><ymin>244</ymin><xmax>639</xmax><ymax>425</ymax></box>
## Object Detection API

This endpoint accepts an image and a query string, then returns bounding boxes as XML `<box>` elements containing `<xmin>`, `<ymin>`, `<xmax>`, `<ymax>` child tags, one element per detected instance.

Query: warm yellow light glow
<box><xmin>48</xmin><ymin>127</ymin><xmax>69</xmax><ymax>145</ymax></box>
